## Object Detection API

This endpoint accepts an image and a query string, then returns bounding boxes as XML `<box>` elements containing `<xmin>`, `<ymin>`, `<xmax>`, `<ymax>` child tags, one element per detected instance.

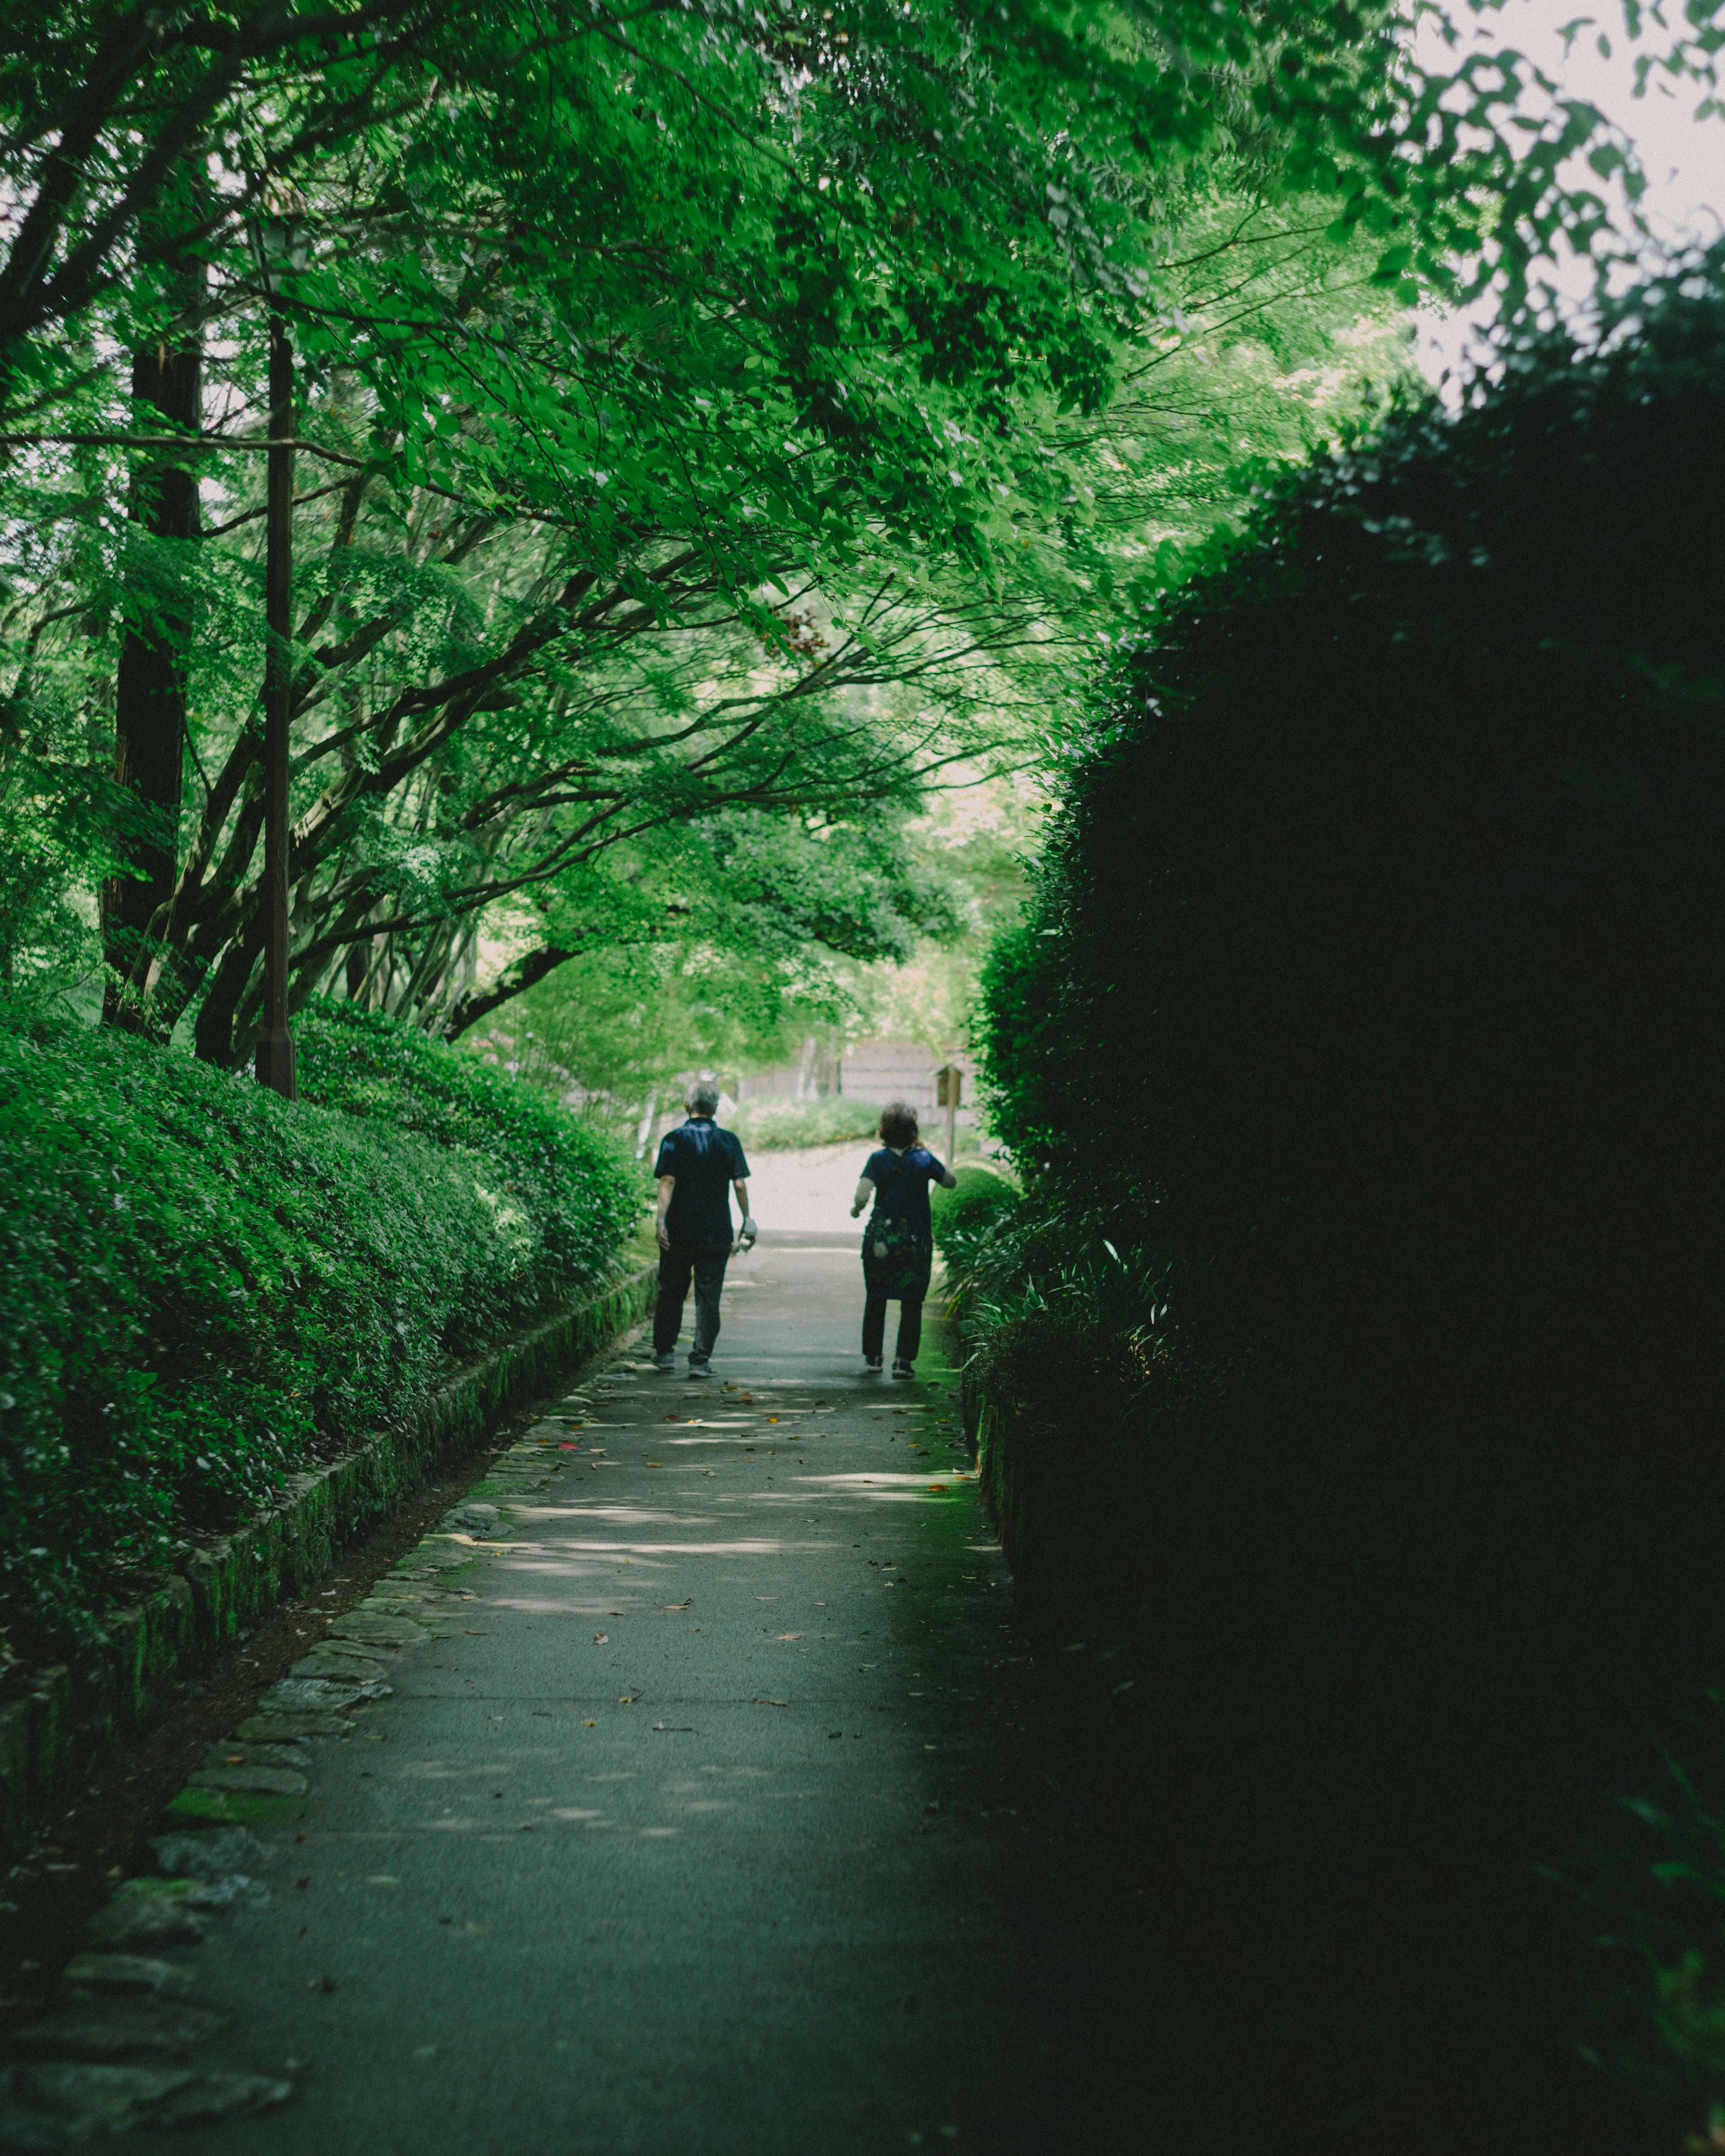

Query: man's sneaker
<box><xmin>891</xmin><ymin>1359</ymin><xmax>915</xmax><ymax>1380</ymax></box>
<box><xmin>688</xmin><ymin>1355</ymin><xmax>711</xmax><ymax>1376</ymax></box>
<box><xmin>653</xmin><ymin>1351</ymin><xmax>676</xmax><ymax>1370</ymax></box>
<box><xmin>864</xmin><ymin>1355</ymin><xmax>884</xmax><ymax>1373</ymax></box>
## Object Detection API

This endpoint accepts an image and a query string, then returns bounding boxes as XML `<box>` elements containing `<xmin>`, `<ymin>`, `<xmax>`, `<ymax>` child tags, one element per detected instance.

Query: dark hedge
<box><xmin>973</xmin><ymin>266</ymin><xmax>1725</xmax><ymax>2152</ymax></box>
<box><xmin>0</xmin><ymin>997</ymin><xmax>640</xmax><ymax>1652</ymax></box>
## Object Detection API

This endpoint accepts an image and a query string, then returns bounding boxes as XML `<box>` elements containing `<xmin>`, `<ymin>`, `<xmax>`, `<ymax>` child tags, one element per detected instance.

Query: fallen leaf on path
<box><xmin>776</xmin><ymin>1634</ymin><xmax>802</xmax><ymax>1641</ymax></box>
<box><xmin>593</xmin><ymin>1634</ymin><xmax>609</xmax><ymax>1644</ymax></box>
<box><xmin>662</xmin><ymin>1601</ymin><xmax>690</xmax><ymax>1610</ymax></box>
<box><xmin>464</xmin><ymin>1629</ymin><xmax>489</xmax><ymax>1635</ymax></box>
<box><xmin>618</xmin><ymin>1695</ymin><xmax>635</xmax><ymax>1704</ymax></box>
<box><xmin>752</xmin><ymin>1698</ymin><xmax>788</xmax><ymax>1707</ymax></box>
<box><xmin>581</xmin><ymin>1719</ymin><xmax>597</xmax><ymax>1728</ymax></box>
<box><xmin>927</xmin><ymin>1485</ymin><xmax>949</xmax><ymax>1492</ymax></box>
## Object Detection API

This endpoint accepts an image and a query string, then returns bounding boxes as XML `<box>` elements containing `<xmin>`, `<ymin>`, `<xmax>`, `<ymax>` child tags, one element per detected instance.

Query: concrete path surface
<box><xmin>143</xmin><ymin>1232</ymin><xmax>1110</xmax><ymax>2155</ymax></box>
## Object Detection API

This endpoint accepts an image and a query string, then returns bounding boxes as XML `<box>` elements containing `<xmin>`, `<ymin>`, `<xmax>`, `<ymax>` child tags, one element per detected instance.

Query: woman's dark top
<box><xmin>859</xmin><ymin>1144</ymin><xmax>947</xmax><ymax>1300</ymax></box>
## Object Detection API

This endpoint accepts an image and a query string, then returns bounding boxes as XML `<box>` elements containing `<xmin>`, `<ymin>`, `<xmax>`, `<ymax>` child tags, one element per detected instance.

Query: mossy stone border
<box><xmin>0</xmin><ymin>1263</ymin><xmax>655</xmax><ymax>1862</ymax></box>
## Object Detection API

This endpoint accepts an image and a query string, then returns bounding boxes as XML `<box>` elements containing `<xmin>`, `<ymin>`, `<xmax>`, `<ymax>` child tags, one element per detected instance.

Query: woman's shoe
<box><xmin>864</xmin><ymin>1355</ymin><xmax>884</xmax><ymax>1372</ymax></box>
<box><xmin>891</xmin><ymin>1359</ymin><xmax>915</xmax><ymax>1380</ymax></box>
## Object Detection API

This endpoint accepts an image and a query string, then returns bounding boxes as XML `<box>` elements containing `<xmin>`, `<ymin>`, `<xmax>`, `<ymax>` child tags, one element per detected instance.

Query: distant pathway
<box><xmin>156</xmin><ymin>1230</ymin><xmax>1090</xmax><ymax>2154</ymax></box>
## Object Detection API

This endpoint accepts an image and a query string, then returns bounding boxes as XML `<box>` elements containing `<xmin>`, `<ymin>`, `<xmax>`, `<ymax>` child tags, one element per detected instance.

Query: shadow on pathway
<box><xmin>144</xmin><ymin>1231</ymin><xmax>1152</xmax><ymax>2155</ymax></box>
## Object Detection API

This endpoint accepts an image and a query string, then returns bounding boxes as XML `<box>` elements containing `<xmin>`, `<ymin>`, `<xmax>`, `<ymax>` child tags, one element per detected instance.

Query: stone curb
<box><xmin>0</xmin><ymin>1264</ymin><xmax>656</xmax><ymax>1865</ymax></box>
<box><xmin>0</xmin><ymin>1361</ymin><xmax>651</xmax><ymax>2143</ymax></box>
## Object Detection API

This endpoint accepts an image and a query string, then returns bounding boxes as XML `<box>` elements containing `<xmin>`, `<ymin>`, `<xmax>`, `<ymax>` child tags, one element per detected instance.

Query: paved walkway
<box><xmin>165</xmin><ymin>1232</ymin><xmax>1093</xmax><ymax>2154</ymax></box>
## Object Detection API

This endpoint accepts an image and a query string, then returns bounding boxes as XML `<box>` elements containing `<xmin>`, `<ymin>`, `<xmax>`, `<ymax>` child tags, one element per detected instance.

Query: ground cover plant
<box><xmin>0</xmin><ymin>1003</ymin><xmax>639</xmax><ymax>1662</ymax></box>
<box><xmin>726</xmin><ymin>1097</ymin><xmax>885</xmax><ymax>1152</ymax></box>
<box><xmin>963</xmin><ymin>257</ymin><xmax>1725</xmax><ymax>2153</ymax></box>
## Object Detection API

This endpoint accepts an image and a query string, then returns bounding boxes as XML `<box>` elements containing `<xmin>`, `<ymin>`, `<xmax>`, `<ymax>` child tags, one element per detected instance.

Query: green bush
<box><xmin>0</xmin><ymin>998</ymin><xmax>639</xmax><ymax>1652</ymax></box>
<box><xmin>728</xmin><ymin>1095</ymin><xmax>885</xmax><ymax>1150</ymax></box>
<box><xmin>930</xmin><ymin>1163</ymin><xmax>1017</xmax><ymax>1262</ymax></box>
<box><xmin>966</xmin><ymin>266</ymin><xmax>1725</xmax><ymax>2151</ymax></box>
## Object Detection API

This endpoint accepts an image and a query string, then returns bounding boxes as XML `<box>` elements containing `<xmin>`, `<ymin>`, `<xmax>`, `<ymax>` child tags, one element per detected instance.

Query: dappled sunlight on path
<box><xmin>174</xmin><ymin>1230</ymin><xmax>1097</xmax><ymax>2155</ymax></box>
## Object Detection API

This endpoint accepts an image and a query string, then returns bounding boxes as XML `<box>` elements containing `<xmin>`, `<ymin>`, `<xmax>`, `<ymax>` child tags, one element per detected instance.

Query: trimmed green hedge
<box><xmin>0</xmin><ymin>996</ymin><xmax>640</xmax><ymax>1651</ymax></box>
<box><xmin>969</xmin><ymin>270</ymin><xmax>1725</xmax><ymax>2152</ymax></box>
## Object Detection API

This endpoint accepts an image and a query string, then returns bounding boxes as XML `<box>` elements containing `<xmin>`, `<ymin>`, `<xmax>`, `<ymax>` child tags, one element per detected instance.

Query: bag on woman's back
<box><xmin>869</xmin><ymin>1151</ymin><xmax>916</xmax><ymax>1265</ymax></box>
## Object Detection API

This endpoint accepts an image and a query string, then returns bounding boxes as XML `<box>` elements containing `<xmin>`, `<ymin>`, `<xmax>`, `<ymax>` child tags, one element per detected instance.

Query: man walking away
<box><xmin>653</xmin><ymin>1078</ymin><xmax>755</xmax><ymax>1375</ymax></box>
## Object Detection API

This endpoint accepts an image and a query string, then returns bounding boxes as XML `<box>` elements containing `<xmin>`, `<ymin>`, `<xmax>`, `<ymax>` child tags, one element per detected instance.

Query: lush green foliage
<box><xmin>1554</xmin><ymin>1706</ymin><xmax>1725</xmax><ymax>2133</ymax></box>
<box><xmin>966</xmin><ymin>261</ymin><xmax>1725</xmax><ymax>2151</ymax></box>
<box><xmin>929</xmin><ymin>1163</ymin><xmax>1017</xmax><ymax>1260</ymax></box>
<box><xmin>9</xmin><ymin>0</ymin><xmax>1706</xmax><ymax>1058</ymax></box>
<box><xmin>726</xmin><ymin>1095</ymin><xmax>882</xmax><ymax>1151</ymax></box>
<box><xmin>0</xmin><ymin>1005</ymin><xmax>637</xmax><ymax>1654</ymax></box>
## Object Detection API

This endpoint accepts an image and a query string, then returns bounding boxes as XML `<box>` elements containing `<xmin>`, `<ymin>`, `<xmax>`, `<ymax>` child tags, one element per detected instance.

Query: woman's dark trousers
<box><xmin>655</xmin><ymin>1241</ymin><xmax>730</xmax><ymax>1359</ymax></box>
<box><xmin>863</xmin><ymin>1294</ymin><xmax>923</xmax><ymax>1365</ymax></box>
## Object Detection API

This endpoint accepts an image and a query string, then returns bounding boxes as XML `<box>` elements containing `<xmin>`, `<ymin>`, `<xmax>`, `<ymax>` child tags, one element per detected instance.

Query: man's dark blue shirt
<box><xmin>655</xmin><ymin>1117</ymin><xmax>750</xmax><ymax>1246</ymax></box>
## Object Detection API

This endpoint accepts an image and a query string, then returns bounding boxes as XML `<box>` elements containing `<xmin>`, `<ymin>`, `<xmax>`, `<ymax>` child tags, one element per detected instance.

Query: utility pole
<box><xmin>256</xmin><ymin>218</ymin><xmax>301</xmax><ymax>1099</ymax></box>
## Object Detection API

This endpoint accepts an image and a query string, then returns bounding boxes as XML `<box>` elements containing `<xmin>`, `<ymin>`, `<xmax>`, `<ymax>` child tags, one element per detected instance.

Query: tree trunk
<box><xmin>103</xmin><ymin>275</ymin><xmax>202</xmax><ymax>1032</ymax></box>
<box><xmin>253</xmin><ymin>293</ymin><xmax>298</xmax><ymax>1097</ymax></box>
<box><xmin>439</xmin><ymin>941</ymin><xmax>578</xmax><ymax>1039</ymax></box>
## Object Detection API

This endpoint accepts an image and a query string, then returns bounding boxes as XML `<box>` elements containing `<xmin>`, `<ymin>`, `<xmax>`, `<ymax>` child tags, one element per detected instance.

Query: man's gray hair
<box><xmin>685</xmin><ymin>1075</ymin><xmax>721</xmax><ymax>1115</ymax></box>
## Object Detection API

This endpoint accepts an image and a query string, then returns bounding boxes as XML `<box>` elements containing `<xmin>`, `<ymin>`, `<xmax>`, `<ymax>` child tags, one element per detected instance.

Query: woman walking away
<box><xmin>850</xmin><ymin>1101</ymin><xmax>956</xmax><ymax>1377</ymax></box>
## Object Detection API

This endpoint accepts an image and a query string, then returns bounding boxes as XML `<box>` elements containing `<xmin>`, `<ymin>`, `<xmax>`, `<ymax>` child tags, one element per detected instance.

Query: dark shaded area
<box><xmin>968</xmin><ymin>263</ymin><xmax>1725</xmax><ymax>2152</ymax></box>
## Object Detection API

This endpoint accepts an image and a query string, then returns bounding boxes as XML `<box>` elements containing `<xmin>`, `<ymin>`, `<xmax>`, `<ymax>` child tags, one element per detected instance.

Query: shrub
<box><xmin>0</xmin><ymin>1000</ymin><xmax>639</xmax><ymax>1653</ymax></box>
<box><xmin>728</xmin><ymin>1095</ymin><xmax>885</xmax><ymax>1150</ymax></box>
<box><xmin>966</xmin><ymin>265</ymin><xmax>1725</xmax><ymax>2150</ymax></box>
<box><xmin>929</xmin><ymin>1163</ymin><xmax>1018</xmax><ymax>1266</ymax></box>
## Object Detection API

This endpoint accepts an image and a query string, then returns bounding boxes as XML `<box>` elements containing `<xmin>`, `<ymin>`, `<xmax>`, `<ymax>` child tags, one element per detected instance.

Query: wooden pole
<box><xmin>255</xmin><ymin>278</ymin><xmax>297</xmax><ymax>1098</ymax></box>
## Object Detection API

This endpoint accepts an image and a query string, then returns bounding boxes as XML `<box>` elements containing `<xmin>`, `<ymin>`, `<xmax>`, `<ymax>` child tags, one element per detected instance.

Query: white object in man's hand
<box><xmin>737</xmin><ymin>1215</ymin><xmax>758</xmax><ymax>1251</ymax></box>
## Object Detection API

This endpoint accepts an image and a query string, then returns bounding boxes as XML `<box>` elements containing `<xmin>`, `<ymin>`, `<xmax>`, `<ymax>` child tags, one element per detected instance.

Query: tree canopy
<box><xmin>4</xmin><ymin>2</ymin><xmax>1718</xmax><ymax>1061</ymax></box>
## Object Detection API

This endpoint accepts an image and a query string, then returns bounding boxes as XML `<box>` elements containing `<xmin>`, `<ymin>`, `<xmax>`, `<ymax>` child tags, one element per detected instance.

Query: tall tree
<box><xmin>102</xmin><ymin>207</ymin><xmax>203</xmax><ymax>1028</ymax></box>
<box><xmin>6</xmin><ymin>2</ymin><xmax>1715</xmax><ymax>1038</ymax></box>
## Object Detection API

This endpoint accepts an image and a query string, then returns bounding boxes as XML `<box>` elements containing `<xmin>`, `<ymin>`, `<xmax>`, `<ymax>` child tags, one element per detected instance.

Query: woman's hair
<box><xmin>879</xmin><ymin>1101</ymin><xmax>919</xmax><ymax>1148</ymax></box>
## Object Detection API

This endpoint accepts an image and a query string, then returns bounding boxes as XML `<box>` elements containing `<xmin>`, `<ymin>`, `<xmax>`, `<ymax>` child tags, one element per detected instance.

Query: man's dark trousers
<box><xmin>655</xmin><ymin>1240</ymin><xmax>730</xmax><ymax>1359</ymax></box>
